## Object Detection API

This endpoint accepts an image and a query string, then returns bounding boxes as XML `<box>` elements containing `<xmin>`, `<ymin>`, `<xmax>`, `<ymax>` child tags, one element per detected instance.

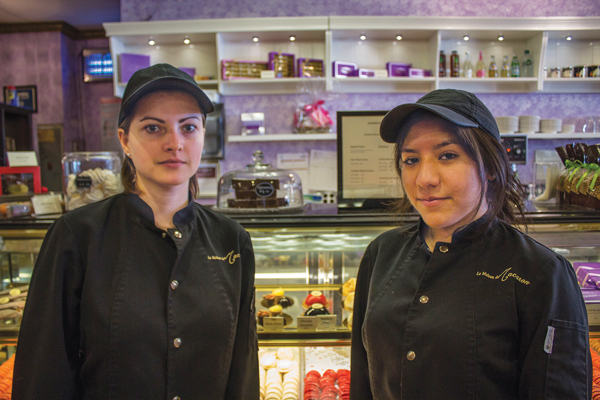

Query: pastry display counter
<box><xmin>0</xmin><ymin>205</ymin><xmax>599</xmax><ymax>349</ymax></box>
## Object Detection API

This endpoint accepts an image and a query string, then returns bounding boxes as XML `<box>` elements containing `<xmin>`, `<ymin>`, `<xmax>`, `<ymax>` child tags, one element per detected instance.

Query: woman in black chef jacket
<box><xmin>350</xmin><ymin>89</ymin><xmax>591</xmax><ymax>399</ymax></box>
<box><xmin>12</xmin><ymin>63</ymin><xmax>259</xmax><ymax>400</ymax></box>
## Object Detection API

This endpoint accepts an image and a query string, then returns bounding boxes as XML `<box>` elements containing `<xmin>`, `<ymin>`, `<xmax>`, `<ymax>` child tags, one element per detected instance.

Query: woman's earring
<box><xmin>126</xmin><ymin>153</ymin><xmax>131</xmax><ymax>158</ymax></box>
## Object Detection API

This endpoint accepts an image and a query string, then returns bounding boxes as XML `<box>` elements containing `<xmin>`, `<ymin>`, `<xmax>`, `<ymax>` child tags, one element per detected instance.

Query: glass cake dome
<box><xmin>216</xmin><ymin>150</ymin><xmax>304</xmax><ymax>213</ymax></box>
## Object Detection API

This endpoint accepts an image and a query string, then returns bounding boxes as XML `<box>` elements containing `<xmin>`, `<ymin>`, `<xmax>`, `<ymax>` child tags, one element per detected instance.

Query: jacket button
<box><xmin>162</xmin><ymin>232</ymin><xmax>167</xmax><ymax>238</ymax></box>
<box><xmin>406</xmin><ymin>351</ymin><xmax>416</xmax><ymax>361</ymax></box>
<box><xmin>174</xmin><ymin>231</ymin><xmax>182</xmax><ymax>239</ymax></box>
<box><xmin>173</xmin><ymin>397</ymin><xmax>180</xmax><ymax>400</ymax></box>
<box><xmin>419</xmin><ymin>295</ymin><xmax>429</xmax><ymax>304</ymax></box>
<box><xmin>439</xmin><ymin>245</ymin><xmax>449</xmax><ymax>253</ymax></box>
<box><xmin>170</xmin><ymin>280</ymin><xmax>179</xmax><ymax>290</ymax></box>
<box><xmin>174</xmin><ymin>338</ymin><xmax>182</xmax><ymax>348</ymax></box>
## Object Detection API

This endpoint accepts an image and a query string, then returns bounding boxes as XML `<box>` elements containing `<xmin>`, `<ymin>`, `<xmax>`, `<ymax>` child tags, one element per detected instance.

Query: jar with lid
<box><xmin>62</xmin><ymin>152</ymin><xmax>123</xmax><ymax>211</ymax></box>
<box><xmin>562</xmin><ymin>66</ymin><xmax>573</xmax><ymax>78</ymax></box>
<box><xmin>550</xmin><ymin>67</ymin><xmax>561</xmax><ymax>78</ymax></box>
<box><xmin>573</xmin><ymin>66</ymin><xmax>587</xmax><ymax>78</ymax></box>
<box><xmin>216</xmin><ymin>150</ymin><xmax>304</xmax><ymax>213</ymax></box>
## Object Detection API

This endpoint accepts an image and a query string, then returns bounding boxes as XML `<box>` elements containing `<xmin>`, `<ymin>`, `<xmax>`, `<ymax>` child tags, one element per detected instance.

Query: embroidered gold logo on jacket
<box><xmin>207</xmin><ymin>251</ymin><xmax>241</xmax><ymax>264</ymax></box>
<box><xmin>476</xmin><ymin>268</ymin><xmax>530</xmax><ymax>285</ymax></box>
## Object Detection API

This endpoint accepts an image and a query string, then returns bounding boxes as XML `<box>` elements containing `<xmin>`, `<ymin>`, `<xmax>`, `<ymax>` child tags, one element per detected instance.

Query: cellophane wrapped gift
<box><xmin>293</xmin><ymin>81</ymin><xmax>333</xmax><ymax>134</ymax></box>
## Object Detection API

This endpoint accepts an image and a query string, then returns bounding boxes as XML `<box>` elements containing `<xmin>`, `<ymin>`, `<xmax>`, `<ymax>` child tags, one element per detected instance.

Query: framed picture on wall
<box><xmin>3</xmin><ymin>85</ymin><xmax>37</xmax><ymax>112</ymax></box>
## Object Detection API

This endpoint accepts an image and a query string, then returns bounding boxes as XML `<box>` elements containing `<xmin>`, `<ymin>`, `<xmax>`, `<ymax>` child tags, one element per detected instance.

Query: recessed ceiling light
<box><xmin>497</xmin><ymin>35</ymin><xmax>505</xmax><ymax>41</ymax></box>
<box><xmin>289</xmin><ymin>35</ymin><xmax>296</xmax><ymax>42</ymax></box>
<box><xmin>252</xmin><ymin>36</ymin><xmax>259</xmax><ymax>43</ymax></box>
<box><xmin>463</xmin><ymin>35</ymin><xmax>470</xmax><ymax>41</ymax></box>
<box><xmin>566</xmin><ymin>35</ymin><xmax>573</xmax><ymax>41</ymax></box>
<box><xmin>359</xmin><ymin>33</ymin><xmax>367</xmax><ymax>41</ymax></box>
<box><xmin>395</xmin><ymin>34</ymin><xmax>403</xmax><ymax>41</ymax></box>
<box><xmin>183</xmin><ymin>36</ymin><xmax>190</xmax><ymax>45</ymax></box>
<box><xmin>148</xmin><ymin>37</ymin><xmax>155</xmax><ymax>46</ymax></box>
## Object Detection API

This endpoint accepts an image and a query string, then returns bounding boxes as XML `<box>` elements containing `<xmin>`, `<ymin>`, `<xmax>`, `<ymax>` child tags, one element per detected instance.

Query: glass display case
<box><xmin>0</xmin><ymin>205</ymin><xmax>600</xmax><ymax>384</ymax></box>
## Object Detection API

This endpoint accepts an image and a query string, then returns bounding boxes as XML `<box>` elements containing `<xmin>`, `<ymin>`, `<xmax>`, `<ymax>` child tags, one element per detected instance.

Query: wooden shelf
<box><xmin>228</xmin><ymin>133</ymin><xmax>336</xmax><ymax>142</ymax></box>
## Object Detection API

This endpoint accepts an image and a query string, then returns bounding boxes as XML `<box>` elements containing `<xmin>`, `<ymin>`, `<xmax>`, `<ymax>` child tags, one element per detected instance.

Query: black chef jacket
<box><xmin>12</xmin><ymin>193</ymin><xmax>259</xmax><ymax>400</ymax></box>
<box><xmin>351</xmin><ymin>218</ymin><xmax>592</xmax><ymax>399</ymax></box>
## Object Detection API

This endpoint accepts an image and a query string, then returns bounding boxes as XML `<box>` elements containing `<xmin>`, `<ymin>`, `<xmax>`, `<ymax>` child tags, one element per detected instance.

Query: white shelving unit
<box><xmin>103</xmin><ymin>16</ymin><xmax>600</xmax><ymax>96</ymax></box>
<box><xmin>227</xmin><ymin>133</ymin><xmax>336</xmax><ymax>142</ymax></box>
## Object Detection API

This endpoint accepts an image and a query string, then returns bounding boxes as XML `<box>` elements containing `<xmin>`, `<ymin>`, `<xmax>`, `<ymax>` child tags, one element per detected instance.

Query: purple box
<box><xmin>268</xmin><ymin>52</ymin><xmax>295</xmax><ymax>78</ymax></box>
<box><xmin>297</xmin><ymin>58</ymin><xmax>324</xmax><ymax>77</ymax></box>
<box><xmin>332</xmin><ymin>61</ymin><xmax>358</xmax><ymax>78</ymax></box>
<box><xmin>119</xmin><ymin>53</ymin><xmax>151</xmax><ymax>83</ymax></box>
<box><xmin>179</xmin><ymin>67</ymin><xmax>196</xmax><ymax>78</ymax></box>
<box><xmin>574</xmin><ymin>262</ymin><xmax>600</xmax><ymax>287</ymax></box>
<box><xmin>386</xmin><ymin>62</ymin><xmax>412</xmax><ymax>77</ymax></box>
<box><xmin>409</xmin><ymin>68</ymin><xmax>426</xmax><ymax>78</ymax></box>
<box><xmin>581</xmin><ymin>288</ymin><xmax>600</xmax><ymax>325</ymax></box>
<box><xmin>358</xmin><ymin>68</ymin><xmax>375</xmax><ymax>78</ymax></box>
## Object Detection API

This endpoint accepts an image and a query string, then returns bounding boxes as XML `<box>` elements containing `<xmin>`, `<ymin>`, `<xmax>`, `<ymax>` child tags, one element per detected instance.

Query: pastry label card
<box><xmin>297</xmin><ymin>316</ymin><xmax>318</xmax><ymax>331</ymax></box>
<box><xmin>7</xmin><ymin>151</ymin><xmax>38</xmax><ymax>167</ymax></box>
<box><xmin>263</xmin><ymin>317</ymin><xmax>285</xmax><ymax>331</ymax></box>
<box><xmin>316</xmin><ymin>315</ymin><xmax>337</xmax><ymax>331</ymax></box>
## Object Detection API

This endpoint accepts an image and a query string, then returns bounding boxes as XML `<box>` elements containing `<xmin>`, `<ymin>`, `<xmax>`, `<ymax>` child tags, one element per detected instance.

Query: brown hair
<box><xmin>392</xmin><ymin>109</ymin><xmax>527</xmax><ymax>236</ymax></box>
<box><xmin>119</xmin><ymin>90</ymin><xmax>207</xmax><ymax>199</ymax></box>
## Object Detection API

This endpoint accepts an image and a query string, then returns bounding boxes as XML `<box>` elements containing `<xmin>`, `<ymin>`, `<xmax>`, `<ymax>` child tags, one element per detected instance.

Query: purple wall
<box><xmin>121</xmin><ymin>0</ymin><xmax>600</xmax><ymax>20</ymax></box>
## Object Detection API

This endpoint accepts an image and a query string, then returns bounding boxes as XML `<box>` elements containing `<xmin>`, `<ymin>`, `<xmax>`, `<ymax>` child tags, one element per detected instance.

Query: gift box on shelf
<box><xmin>332</xmin><ymin>61</ymin><xmax>358</xmax><ymax>78</ymax></box>
<box><xmin>386</xmin><ymin>62</ymin><xmax>412</xmax><ymax>77</ymax></box>
<box><xmin>221</xmin><ymin>60</ymin><xmax>269</xmax><ymax>79</ymax></box>
<box><xmin>268</xmin><ymin>52</ymin><xmax>295</xmax><ymax>78</ymax></box>
<box><xmin>0</xmin><ymin>167</ymin><xmax>42</xmax><ymax>196</ymax></box>
<box><xmin>297</xmin><ymin>58</ymin><xmax>324</xmax><ymax>77</ymax></box>
<box><xmin>358</xmin><ymin>68</ymin><xmax>375</xmax><ymax>78</ymax></box>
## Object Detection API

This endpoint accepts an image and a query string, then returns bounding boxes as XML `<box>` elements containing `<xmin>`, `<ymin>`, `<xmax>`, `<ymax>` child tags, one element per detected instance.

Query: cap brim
<box><xmin>380</xmin><ymin>103</ymin><xmax>479</xmax><ymax>143</ymax></box>
<box><xmin>119</xmin><ymin>76</ymin><xmax>215</xmax><ymax>125</ymax></box>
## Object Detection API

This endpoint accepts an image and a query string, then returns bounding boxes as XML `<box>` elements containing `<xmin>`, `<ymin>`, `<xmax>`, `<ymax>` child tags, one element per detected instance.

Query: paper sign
<box><xmin>308</xmin><ymin>150</ymin><xmax>337</xmax><ymax>191</ymax></box>
<box><xmin>263</xmin><ymin>317</ymin><xmax>285</xmax><ymax>331</ymax></box>
<box><xmin>297</xmin><ymin>316</ymin><xmax>318</xmax><ymax>331</ymax></box>
<box><xmin>31</xmin><ymin>194</ymin><xmax>63</xmax><ymax>215</ymax></box>
<box><xmin>261</xmin><ymin>70</ymin><xmax>275</xmax><ymax>79</ymax></box>
<box><xmin>316</xmin><ymin>315</ymin><xmax>337</xmax><ymax>331</ymax></box>
<box><xmin>7</xmin><ymin>151</ymin><xmax>38</xmax><ymax>167</ymax></box>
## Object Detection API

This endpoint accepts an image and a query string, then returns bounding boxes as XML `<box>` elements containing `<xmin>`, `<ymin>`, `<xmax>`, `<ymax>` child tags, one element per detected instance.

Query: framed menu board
<box><xmin>336</xmin><ymin>110</ymin><xmax>404</xmax><ymax>209</ymax></box>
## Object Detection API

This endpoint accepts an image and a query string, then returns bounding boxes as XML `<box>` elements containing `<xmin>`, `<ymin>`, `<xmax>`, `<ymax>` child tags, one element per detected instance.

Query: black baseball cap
<box><xmin>118</xmin><ymin>63</ymin><xmax>215</xmax><ymax>125</ymax></box>
<box><xmin>380</xmin><ymin>89</ymin><xmax>500</xmax><ymax>143</ymax></box>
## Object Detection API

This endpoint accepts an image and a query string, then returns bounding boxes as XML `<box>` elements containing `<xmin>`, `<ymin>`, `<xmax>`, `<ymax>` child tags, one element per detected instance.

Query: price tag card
<box><xmin>317</xmin><ymin>315</ymin><xmax>337</xmax><ymax>331</ymax></box>
<box><xmin>260</xmin><ymin>70</ymin><xmax>275</xmax><ymax>79</ymax></box>
<box><xmin>262</xmin><ymin>317</ymin><xmax>285</xmax><ymax>331</ymax></box>
<box><xmin>296</xmin><ymin>316</ymin><xmax>318</xmax><ymax>331</ymax></box>
<box><xmin>31</xmin><ymin>194</ymin><xmax>63</xmax><ymax>215</ymax></box>
<box><xmin>7</xmin><ymin>151</ymin><xmax>38</xmax><ymax>167</ymax></box>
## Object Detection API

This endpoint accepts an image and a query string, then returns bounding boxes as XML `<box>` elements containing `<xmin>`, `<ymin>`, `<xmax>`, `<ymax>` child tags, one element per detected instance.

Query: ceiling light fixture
<box><xmin>497</xmin><ymin>35</ymin><xmax>505</xmax><ymax>41</ymax></box>
<box><xmin>359</xmin><ymin>33</ymin><xmax>367</xmax><ymax>41</ymax></box>
<box><xmin>396</xmin><ymin>34</ymin><xmax>403</xmax><ymax>41</ymax></box>
<box><xmin>463</xmin><ymin>35</ymin><xmax>470</xmax><ymax>41</ymax></box>
<box><xmin>289</xmin><ymin>35</ymin><xmax>296</xmax><ymax>42</ymax></box>
<box><xmin>148</xmin><ymin>37</ymin><xmax>156</xmax><ymax>46</ymax></box>
<box><xmin>566</xmin><ymin>35</ymin><xmax>573</xmax><ymax>41</ymax></box>
<box><xmin>252</xmin><ymin>36</ymin><xmax>259</xmax><ymax>43</ymax></box>
<box><xmin>183</xmin><ymin>36</ymin><xmax>190</xmax><ymax>45</ymax></box>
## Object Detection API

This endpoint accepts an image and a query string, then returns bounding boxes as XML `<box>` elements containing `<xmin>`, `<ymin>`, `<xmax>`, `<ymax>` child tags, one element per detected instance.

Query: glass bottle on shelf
<box><xmin>488</xmin><ymin>55</ymin><xmax>498</xmax><ymax>77</ymax></box>
<box><xmin>450</xmin><ymin>50</ymin><xmax>460</xmax><ymax>77</ymax></box>
<box><xmin>463</xmin><ymin>51</ymin><xmax>473</xmax><ymax>78</ymax></box>
<box><xmin>510</xmin><ymin>54</ymin><xmax>520</xmax><ymax>78</ymax></box>
<box><xmin>475</xmin><ymin>51</ymin><xmax>486</xmax><ymax>78</ymax></box>
<box><xmin>501</xmin><ymin>55</ymin><xmax>510</xmax><ymax>77</ymax></box>
<box><xmin>521</xmin><ymin>49</ymin><xmax>533</xmax><ymax>77</ymax></box>
<box><xmin>439</xmin><ymin>50</ymin><xmax>446</xmax><ymax>77</ymax></box>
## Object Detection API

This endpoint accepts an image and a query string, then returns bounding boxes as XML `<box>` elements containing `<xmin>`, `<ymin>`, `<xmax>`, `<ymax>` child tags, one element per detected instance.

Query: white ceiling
<box><xmin>0</xmin><ymin>0</ymin><xmax>120</xmax><ymax>30</ymax></box>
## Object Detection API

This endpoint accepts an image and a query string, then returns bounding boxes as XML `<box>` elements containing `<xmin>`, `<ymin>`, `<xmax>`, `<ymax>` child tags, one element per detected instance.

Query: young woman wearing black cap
<box><xmin>350</xmin><ymin>89</ymin><xmax>591</xmax><ymax>399</ymax></box>
<box><xmin>13</xmin><ymin>64</ymin><xmax>259</xmax><ymax>399</ymax></box>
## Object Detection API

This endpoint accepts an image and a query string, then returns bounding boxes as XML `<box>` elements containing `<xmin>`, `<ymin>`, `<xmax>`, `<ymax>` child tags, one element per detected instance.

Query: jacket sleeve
<box><xmin>518</xmin><ymin>256</ymin><xmax>592</xmax><ymax>400</ymax></box>
<box><xmin>350</xmin><ymin>244</ymin><xmax>375</xmax><ymax>400</ymax></box>
<box><xmin>12</xmin><ymin>217</ymin><xmax>83</xmax><ymax>399</ymax></box>
<box><xmin>224</xmin><ymin>231</ymin><xmax>260</xmax><ymax>399</ymax></box>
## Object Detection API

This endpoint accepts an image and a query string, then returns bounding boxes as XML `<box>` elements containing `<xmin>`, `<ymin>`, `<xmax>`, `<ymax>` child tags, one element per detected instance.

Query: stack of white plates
<box><xmin>561</xmin><ymin>124</ymin><xmax>575</xmax><ymax>133</ymax></box>
<box><xmin>518</xmin><ymin>115</ymin><xmax>541</xmax><ymax>133</ymax></box>
<box><xmin>539</xmin><ymin>119</ymin><xmax>562</xmax><ymax>134</ymax></box>
<box><xmin>496</xmin><ymin>116</ymin><xmax>519</xmax><ymax>134</ymax></box>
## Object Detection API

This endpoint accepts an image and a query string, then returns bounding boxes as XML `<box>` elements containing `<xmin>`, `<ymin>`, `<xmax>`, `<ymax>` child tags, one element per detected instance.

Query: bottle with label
<box><xmin>439</xmin><ymin>51</ymin><xmax>446</xmax><ymax>77</ymax></box>
<box><xmin>475</xmin><ymin>51</ymin><xmax>486</xmax><ymax>78</ymax></box>
<box><xmin>521</xmin><ymin>49</ymin><xmax>533</xmax><ymax>77</ymax></box>
<box><xmin>463</xmin><ymin>51</ymin><xmax>473</xmax><ymax>78</ymax></box>
<box><xmin>501</xmin><ymin>55</ymin><xmax>510</xmax><ymax>77</ymax></box>
<box><xmin>488</xmin><ymin>55</ymin><xmax>498</xmax><ymax>77</ymax></box>
<box><xmin>450</xmin><ymin>50</ymin><xmax>460</xmax><ymax>77</ymax></box>
<box><xmin>510</xmin><ymin>54</ymin><xmax>520</xmax><ymax>78</ymax></box>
